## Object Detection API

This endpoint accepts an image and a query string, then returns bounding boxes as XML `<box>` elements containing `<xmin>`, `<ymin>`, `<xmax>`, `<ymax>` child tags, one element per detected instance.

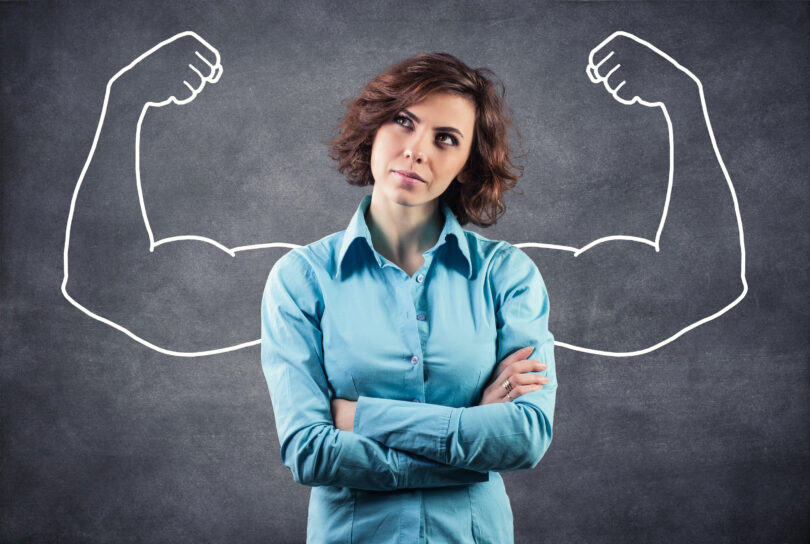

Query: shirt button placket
<box><xmin>409</xmin><ymin>269</ymin><xmax>427</xmax><ymax>542</ymax></box>
<box><xmin>400</xmin><ymin>271</ymin><xmax>424</xmax><ymax>402</ymax></box>
<box><xmin>410</xmin><ymin>269</ymin><xmax>429</xmax><ymax>402</ymax></box>
<box><xmin>413</xmin><ymin>272</ymin><xmax>428</xmax><ymax>335</ymax></box>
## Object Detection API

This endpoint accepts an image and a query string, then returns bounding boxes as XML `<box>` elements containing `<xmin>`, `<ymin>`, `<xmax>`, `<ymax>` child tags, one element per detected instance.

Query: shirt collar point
<box><xmin>337</xmin><ymin>195</ymin><xmax>474</xmax><ymax>280</ymax></box>
<box><xmin>439</xmin><ymin>203</ymin><xmax>473</xmax><ymax>279</ymax></box>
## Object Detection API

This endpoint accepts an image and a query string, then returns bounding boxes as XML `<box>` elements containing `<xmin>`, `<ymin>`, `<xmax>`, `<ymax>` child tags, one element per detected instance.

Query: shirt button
<box><xmin>416</xmin><ymin>274</ymin><xmax>424</xmax><ymax>283</ymax></box>
<box><xmin>416</xmin><ymin>313</ymin><xmax>426</xmax><ymax>321</ymax></box>
<box><xmin>410</xmin><ymin>356</ymin><xmax>419</xmax><ymax>365</ymax></box>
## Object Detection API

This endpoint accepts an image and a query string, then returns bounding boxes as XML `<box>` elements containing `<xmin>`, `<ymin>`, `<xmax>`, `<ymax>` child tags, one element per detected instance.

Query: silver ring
<box><xmin>501</xmin><ymin>379</ymin><xmax>513</xmax><ymax>394</ymax></box>
<box><xmin>505</xmin><ymin>390</ymin><xmax>514</xmax><ymax>402</ymax></box>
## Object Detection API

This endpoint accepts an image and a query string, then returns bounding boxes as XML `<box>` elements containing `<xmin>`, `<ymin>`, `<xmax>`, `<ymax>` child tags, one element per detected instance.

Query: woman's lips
<box><xmin>393</xmin><ymin>170</ymin><xmax>425</xmax><ymax>184</ymax></box>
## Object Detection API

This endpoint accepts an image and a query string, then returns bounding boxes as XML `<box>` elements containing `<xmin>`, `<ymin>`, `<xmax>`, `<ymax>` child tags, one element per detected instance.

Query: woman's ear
<box><xmin>456</xmin><ymin>154</ymin><xmax>475</xmax><ymax>184</ymax></box>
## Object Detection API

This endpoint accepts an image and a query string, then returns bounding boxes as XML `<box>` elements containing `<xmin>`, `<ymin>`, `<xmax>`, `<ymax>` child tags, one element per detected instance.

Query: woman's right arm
<box><xmin>262</xmin><ymin>251</ymin><xmax>488</xmax><ymax>490</ymax></box>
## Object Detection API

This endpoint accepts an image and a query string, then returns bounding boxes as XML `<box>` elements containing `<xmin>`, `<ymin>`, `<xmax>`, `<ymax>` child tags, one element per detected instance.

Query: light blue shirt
<box><xmin>261</xmin><ymin>194</ymin><xmax>557</xmax><ymax>543</ymax></box>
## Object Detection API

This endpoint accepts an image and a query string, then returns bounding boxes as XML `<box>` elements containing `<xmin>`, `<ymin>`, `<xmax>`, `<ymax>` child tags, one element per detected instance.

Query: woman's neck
<box><xmin>366</xmin><ymin>192</ymin><xmax>444</xmax><ymax>275</ymax></box>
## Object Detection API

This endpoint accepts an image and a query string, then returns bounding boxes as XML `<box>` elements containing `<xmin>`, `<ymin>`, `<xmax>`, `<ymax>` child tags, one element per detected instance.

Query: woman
<box><xmin>261</xmin><ymin>53</ymin><xmax>557</xmax><ymax>543</ymax></box>
<box><xmin>59</xmin><ymin>28</ymin><xmax>746</xmax><ymax>543</ymax></box>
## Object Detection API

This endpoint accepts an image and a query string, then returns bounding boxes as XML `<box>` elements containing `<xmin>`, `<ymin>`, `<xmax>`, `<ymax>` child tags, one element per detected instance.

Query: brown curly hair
<box><xmin>329</xmin><ymin>53</ymin><xmax>523</xmax><ymax>227</ymax></box>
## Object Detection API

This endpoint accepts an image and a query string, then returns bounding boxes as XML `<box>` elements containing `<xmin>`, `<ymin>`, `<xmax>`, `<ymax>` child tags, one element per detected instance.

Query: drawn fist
<box><xmin>586</xmin><ymin>31</ymin><xmax>697</xmax><ymax>107</ymax></box>
<box><xmin>112</xmin><ymin>31</ymin><xmax>223</xmax><ymax>108</ymax></box>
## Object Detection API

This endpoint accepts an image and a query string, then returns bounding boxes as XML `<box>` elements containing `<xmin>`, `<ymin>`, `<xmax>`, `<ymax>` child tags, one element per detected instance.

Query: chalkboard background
<box><xmin>2</xmin><ymin>1</ymin><xmax>808</xmax><ymax>542</ymax></box>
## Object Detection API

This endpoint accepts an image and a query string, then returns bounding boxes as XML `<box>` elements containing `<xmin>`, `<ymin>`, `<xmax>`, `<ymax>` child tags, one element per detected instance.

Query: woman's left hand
<box><xmin>331</xmin><ymin>398</ymin><xmax>357</xmax><ymax>432</ymax></box>
<box><xmin>478</xmin><ymin>346</ymin><xmax>549</xmax><ymax>405</ymax></box>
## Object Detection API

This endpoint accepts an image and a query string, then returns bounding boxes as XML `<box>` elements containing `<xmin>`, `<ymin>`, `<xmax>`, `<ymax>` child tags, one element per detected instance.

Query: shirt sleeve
<box><xmin>262</xmin><ymin>250</ymin><xmax>489</xmax><ymax>490</ymax></box>
<box><xmin>353</xmin><ymin>245</ymin><xmax>557</xmax><ymax>473</ymax></box>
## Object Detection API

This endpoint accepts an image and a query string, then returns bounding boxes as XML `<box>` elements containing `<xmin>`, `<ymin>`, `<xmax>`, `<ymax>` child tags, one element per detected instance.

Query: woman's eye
<box><xmin>436</xmin><ymin>133</ymin><xmax>458</xmax><ymax>146</ymax></box>
<box><xmin>394</xmin><ymin>115</ymin><xmax>413</xmax><ymax>128</ymax></box>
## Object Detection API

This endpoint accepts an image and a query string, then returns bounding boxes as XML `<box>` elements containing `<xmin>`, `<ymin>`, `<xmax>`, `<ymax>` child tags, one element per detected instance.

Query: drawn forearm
<box><xmin>67</xmin><ymin>98</ymin><xmax>150</xmax><ymax>260</ymax></box>
<box><xmin>63</xmin><ymin>93</ymin><xmax>268</xmax><ymax>354</ymax></box>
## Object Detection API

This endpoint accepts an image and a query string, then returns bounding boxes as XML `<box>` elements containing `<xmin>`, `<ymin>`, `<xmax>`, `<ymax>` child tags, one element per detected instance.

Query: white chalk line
<box><xmin>62</xmin><ymin>30</ymin><xmax>746</xmax><ymax>358</ymax></box>
<box><xmin>61</xmin><ymin>31</ymin><xmax>301</xmax><ymax>357</ymax></box>
<box><xmin>514</xmin><ymin>31</ymin><xmax>748</xmax><ymax>357</ymax></box>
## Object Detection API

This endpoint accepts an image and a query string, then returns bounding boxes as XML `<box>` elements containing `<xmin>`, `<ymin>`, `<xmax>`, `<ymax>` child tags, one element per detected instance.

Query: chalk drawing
<box><xmin>62</xmin><ymin>31</ymin><xmax>747</xmax><ymax>357</ymax></box>
<box><xmin>516</xmin><ymin>31</ymin><xmax>747</xmax><ymax>356</ymax></box>
<box><xmin>61</xmin><ymin>31</ymin><xmax>298</xmax><ymax>357</ymax></box>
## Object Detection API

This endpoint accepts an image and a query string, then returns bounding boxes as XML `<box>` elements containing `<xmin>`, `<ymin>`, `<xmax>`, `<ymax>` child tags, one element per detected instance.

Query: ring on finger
<box><xmin>505</xmin><ymin>390</ymin><xmax>514</xmax><ymax>402</ymax></box>
<box><xmin>501</xmin><ymin>379</ymin><xmax>514</xmax><ymax>394</ymax></box>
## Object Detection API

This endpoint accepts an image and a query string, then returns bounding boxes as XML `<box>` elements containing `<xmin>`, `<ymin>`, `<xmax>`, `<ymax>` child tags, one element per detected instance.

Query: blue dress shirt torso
<box><xmin>261</xmin><ymin>194</ymin><xmax>557</xmax><ymax>543</ymax></box>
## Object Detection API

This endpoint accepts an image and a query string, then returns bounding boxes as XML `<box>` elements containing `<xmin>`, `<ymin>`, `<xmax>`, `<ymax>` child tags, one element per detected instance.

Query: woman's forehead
<box><xmin>405</xmin><ymin>93</ymin><xmax>476</xmax><ymax>130</ymax></box>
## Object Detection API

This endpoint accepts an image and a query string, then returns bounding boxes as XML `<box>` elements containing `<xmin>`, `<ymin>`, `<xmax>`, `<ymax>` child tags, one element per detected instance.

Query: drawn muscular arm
<box><xmin>62</xmin><ymin>32</ymin><xmax>288</xmax><ymax>356</ymax></box>
<box><xmin>520</xmin><ymin>32</ymin><xmax>746</xmax><ymax>356</ymax></box>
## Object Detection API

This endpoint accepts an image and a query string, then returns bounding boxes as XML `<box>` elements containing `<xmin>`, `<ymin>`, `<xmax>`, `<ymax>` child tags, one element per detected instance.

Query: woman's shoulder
<box><xmin>269</xmin><ymin>230</ymin><xmax>347</xmax><ymax>280</ymax></box>
<box><xmin>456</xmin><ymin>229</ymin><xmax>547</xmax><ymax>301</ymax></box>
<box><xmin>460</xmin><ymin>229</ymin><xmax>534</xmax><ymax>273</ymax></box>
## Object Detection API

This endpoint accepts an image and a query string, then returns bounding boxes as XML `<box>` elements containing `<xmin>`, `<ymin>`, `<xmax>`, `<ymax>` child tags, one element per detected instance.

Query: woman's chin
<box><xmin>384</xmin><ymin>187</ymin><xmax>425</xmax><ymax>207</ymax></box>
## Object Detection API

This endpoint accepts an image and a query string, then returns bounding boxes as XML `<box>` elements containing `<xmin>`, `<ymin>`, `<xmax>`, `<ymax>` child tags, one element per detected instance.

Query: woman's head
<box><xmin>329</xmin><ymin>53</ymin><xmax>523</xmax><ymax>227</ymax></box>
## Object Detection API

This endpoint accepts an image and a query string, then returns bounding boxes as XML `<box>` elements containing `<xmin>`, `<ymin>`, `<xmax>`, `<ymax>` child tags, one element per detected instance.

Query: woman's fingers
<box><xmin>494</xmin><ymin>346</ymin><xmax>534</xmax><ymax>376</ymax></box>
<box><xmin>507</xmin><ymin>383</ymin><xmax>545</xmax><ymax>400</ymax></box>
<box><xmin>493</xmin><ymin>358</ymin><xmax>547</xmax><ymax>389</ymax></box>
<box><xmin>509</xmin><ymin>372</ymin><xmax>550</xmax><ymax>387</ymax></box>
<box><xmin>478</xmin><ymin>346</ymin><xmax>549</xmax><ymax>405</ymax></box>
<box><xmin>479</xmin><ymin>361</ymin><xmax>549</xmax><ymax>405</ymax></box>
<box><xmin>503</xmin><ymin>373</ymin><xmax>549</xmax><ymax>400</ymax></box>
<box><xmin>481</xmin><ymin>380</ymin><xmax>544</xmax><ymax>405</ymax></box>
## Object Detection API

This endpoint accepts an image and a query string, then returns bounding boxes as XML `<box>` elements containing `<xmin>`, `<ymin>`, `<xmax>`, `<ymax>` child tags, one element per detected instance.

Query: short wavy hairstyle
<box><xmin>329</xmin><ymin>52</ymin><xmax>523</xmax><ymax>227</ymax></box>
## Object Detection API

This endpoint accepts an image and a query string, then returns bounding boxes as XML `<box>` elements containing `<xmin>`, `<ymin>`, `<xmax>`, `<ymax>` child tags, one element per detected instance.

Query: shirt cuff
<box><xmin>400</xmin><ymin>451</ymin><xmax>489</xmax><ymax>488</ymax></box>
<box><xmin>354</xmin><ymin>396</ymin><xmax>462</xmax><ymax>463</ymax></box>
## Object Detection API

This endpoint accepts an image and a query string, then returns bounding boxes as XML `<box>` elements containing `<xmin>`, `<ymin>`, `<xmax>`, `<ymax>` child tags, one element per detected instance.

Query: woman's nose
<box><xmin>404</xmin><ymin>132</ymin><xmax>428</xmax><ymax>164</ymax></box>
<box><xmin>403</xmin><ymin>148</ymin><xmax>424</xmax><ymax>164</ymax></box>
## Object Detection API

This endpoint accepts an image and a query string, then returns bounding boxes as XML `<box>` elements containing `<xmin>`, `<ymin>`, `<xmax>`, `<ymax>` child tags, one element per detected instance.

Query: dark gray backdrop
<box><xmin>2</xmin><ymin>1</ymin><xmax>808</xmax><ymax>542</ymax></box>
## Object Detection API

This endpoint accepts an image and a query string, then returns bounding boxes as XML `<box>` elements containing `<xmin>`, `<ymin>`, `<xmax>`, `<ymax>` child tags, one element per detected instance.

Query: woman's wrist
<box><xmin>331</xmin><ymin>398</ymin><xmax>357</xmax><ymax>432</ymax></box>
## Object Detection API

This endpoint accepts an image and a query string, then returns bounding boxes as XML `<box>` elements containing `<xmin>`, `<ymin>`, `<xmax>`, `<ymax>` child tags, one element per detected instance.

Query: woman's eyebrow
<box><xmin>401</xmin><ymin>108</ymin><xmax>465</xmax><ymax>139</ymax></box>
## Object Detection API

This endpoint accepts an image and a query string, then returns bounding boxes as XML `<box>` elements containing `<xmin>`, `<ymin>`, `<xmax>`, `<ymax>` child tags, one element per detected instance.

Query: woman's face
<box><xmin>369</xmin><ymin>92</ymin><xmax>476</xmax><ymax>211</ymax></box>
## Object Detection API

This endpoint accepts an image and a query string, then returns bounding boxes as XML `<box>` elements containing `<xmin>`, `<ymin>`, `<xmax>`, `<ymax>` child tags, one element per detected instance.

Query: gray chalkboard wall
<box><xmin>2</xmin><ymin>1</ymin><xmax>808</xmax><ymax>542</ymax></box>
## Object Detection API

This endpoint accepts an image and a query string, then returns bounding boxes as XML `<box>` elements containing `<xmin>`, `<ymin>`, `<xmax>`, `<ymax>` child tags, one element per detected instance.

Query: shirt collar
<box><xmin>337</xmin><ymin>194</ymin><xmax>472</xmax><ymax>280</ymax></box>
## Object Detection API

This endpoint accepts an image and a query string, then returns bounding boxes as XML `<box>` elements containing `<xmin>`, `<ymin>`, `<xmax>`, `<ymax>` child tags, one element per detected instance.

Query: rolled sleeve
<box><xmin>351</xmin><ymin>245</ymin><xmax>557</xmax><ymax>472</ymax></box>
<box><xmin>262</xmin><ymin>250</ymin><xmax>487</xmax><ymax>490</ymax></box>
